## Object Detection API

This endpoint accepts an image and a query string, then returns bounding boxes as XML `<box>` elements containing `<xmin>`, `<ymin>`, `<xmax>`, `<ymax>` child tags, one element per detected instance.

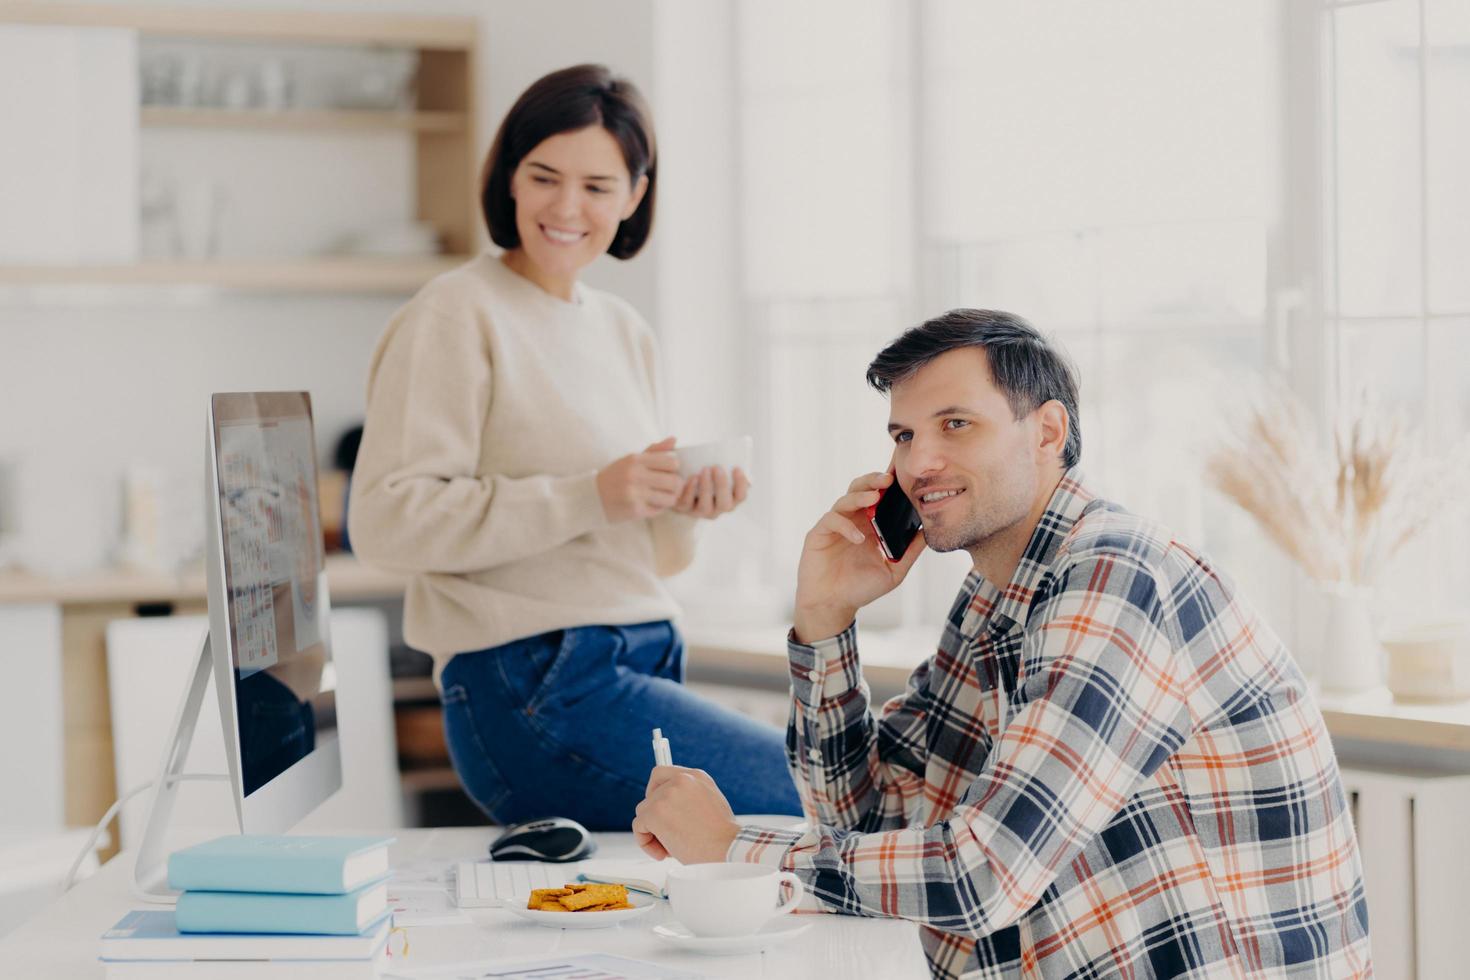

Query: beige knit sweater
<box><xmin>348</xmin><ymin>254</ymin><xmax>696</xmax><ymax>670</ymax></box>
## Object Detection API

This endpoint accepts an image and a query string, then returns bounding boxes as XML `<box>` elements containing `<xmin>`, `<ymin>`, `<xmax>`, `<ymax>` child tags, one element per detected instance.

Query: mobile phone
<box><xmin>866</xmin><ymin>470</ymin><xmax>921</xmax><ymax>562</ymax></box>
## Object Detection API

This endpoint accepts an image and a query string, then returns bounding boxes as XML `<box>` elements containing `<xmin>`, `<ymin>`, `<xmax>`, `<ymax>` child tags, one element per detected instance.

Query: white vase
<box><xmin>1318</xmin><ymin>581</ymin><xmax>1383</xmax><ymax>696</ymax></box>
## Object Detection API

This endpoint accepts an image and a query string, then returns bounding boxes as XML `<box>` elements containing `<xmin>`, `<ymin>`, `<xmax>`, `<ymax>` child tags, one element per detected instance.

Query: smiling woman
<box><xmin>347</xmin><ymin>64</ymin><xmax>801</xmax><ymax>830</ymax></box>
<box><xmin>499</xmin><ymin>127</ymin><xmax>645</xmax><ymax>300</ymax></box>
<box><xmin>480</xmin><ymin>66</ymin><xmax>656</xmax><ymax>300</ymax></box>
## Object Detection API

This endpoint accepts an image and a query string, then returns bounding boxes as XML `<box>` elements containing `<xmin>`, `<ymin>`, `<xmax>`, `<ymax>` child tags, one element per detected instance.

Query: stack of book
<box><xmin>99</xmin><ymin>834</ymin><xmax>395</xmax><ymax>979</ymax></box>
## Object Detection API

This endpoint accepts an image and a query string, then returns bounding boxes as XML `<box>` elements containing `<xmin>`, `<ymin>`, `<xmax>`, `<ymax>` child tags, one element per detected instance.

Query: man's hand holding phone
<box><xmin>793</xmin><ymin>470</ymin><xmax>925</xmax><ymax>644</ymax></box>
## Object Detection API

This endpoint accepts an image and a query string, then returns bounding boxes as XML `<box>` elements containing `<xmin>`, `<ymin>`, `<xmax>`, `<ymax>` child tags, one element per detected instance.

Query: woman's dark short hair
<box><xmin>866</xmin><ymin>309</ymin><xmax>1083</xmax><ymax>469</ymax></box>
<box><xmin>481</xmin><ymin>64</ymin><xmax>656</xmax><ymax>260</ymax></box>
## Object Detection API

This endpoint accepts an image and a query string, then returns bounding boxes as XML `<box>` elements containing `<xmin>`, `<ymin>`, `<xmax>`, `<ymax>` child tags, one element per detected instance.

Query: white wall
<box><xmin>0</xmin><ymin>25</ymin><xmax>138</xmax><ymax>264</ymax></box>
<box><xmin>0</xmin><ymin>0</ymin><xmax>669</xmax><ymax>570</ymax></box>
<box><xmin>0</xmin><ymin>296</ymin><xmax>395</xmax><ymax>569</ymax></box>
<box><xmin>650</xmin><ymin>1</ymin><xmax>743</xmax><ymax>449</ymax></box>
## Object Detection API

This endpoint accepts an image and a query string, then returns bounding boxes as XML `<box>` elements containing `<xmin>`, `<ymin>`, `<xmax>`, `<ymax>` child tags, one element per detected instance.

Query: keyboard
<box><xmin>454</xmin><ymin>860</ymin><xmax>581</xmax><ymax>908</ymax></box>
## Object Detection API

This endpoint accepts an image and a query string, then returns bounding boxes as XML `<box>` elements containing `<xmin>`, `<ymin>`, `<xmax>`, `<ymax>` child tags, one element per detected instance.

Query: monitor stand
<box><xmin>132</xmin><ymin>631</ymin><xmax>224</xmax><ymax>903</ymax></box>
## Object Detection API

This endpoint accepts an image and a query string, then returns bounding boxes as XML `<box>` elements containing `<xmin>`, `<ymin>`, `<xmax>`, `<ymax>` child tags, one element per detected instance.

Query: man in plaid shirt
<box><xmin>633</xmin><ymin>310</ymin><xmax>1372</xmax><ymax>978</ymax></box>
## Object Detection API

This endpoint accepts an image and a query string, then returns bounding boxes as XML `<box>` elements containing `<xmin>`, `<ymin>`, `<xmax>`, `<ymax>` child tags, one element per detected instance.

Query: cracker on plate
<box><xmin>527</xmin><ymin>882</ymin><xmax>631</xmax><ymax>912</ymax></box>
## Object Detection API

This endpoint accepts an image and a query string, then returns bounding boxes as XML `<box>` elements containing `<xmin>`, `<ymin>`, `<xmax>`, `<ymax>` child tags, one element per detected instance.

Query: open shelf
<box><xmin>0</xmin><ymin>2</ymin><xmax>480</xmax><ymax>293</ymax></box>
<box><xmin>0</xmin><ymin>256</ymin><xmax>468</xmax><ymax>293</ymax></box>
<box><xmin>392</xmin><ymin>676</ymin><xmax>440</xmax><ymax>702</ymax></box>
<box><xmin>0</xmin><ymin>2</ymin><xmax>476</xmax><ymax>48</ymax></box>
<box><xmin>141</xmin><ymin>106</ymin><xmax>468</xmax><ymax>134</ymax></box>
<box><xmin>399</xmin><ymin>767</ymin><xmax>462</xmax><ymax>793</ymax></box>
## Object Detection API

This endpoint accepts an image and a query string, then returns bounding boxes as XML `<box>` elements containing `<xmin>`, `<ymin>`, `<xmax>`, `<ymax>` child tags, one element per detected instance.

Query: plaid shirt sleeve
<box><xmin>729</xmin><ymin>550</ymin><xmax>1195</xmax><ymax>938</ymax></box>
<box><xmin>778</xmin><ymin>623</ymin><xmax>936</xmax><ymax>835</ymax></box>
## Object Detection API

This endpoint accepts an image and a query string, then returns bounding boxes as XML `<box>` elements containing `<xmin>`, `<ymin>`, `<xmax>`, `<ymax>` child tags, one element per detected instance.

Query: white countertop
<box><xmin>685</xmin><ymin>624</ymin><xmax>1470</xmax><ymax>755</ymax></box>
<box><xmin>0</xmin><ymin>553</ymin><xmax>405</xmax><ymax>605</ymax></box>
<box><xmin>0</xmin><ymin>827</ymin><xmax>931</xmax><ymax>979</ymax></box>
<box><xmin>7</xmin><ymin>559</ymin><xmax>1467</xmax><ymax>754</ymax></box>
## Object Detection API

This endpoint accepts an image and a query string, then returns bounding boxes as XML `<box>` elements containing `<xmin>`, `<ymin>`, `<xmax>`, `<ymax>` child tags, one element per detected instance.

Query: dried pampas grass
<box><xmin>1206</xmin><ymin>384</ymin><xmax>1469</xmax><ymax>586</ymax></box>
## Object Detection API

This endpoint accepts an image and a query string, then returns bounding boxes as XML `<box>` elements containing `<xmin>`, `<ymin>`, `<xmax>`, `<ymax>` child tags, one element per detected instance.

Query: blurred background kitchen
<box><xmin>1</xmin><ymin>0</ymin><xmax>1467</xmax><ymax>974</ymax></box>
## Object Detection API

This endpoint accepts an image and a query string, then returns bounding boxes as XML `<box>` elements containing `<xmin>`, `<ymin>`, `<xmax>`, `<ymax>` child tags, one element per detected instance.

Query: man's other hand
<box><xmin>793</xmin><ymin>470</ymin><xmax>926</xmax><ymax>643</ymax></box>
<box><xmin>631</xmin><ymin>766</ymin><xmax>741</xmax><ymax>864</ymax></box>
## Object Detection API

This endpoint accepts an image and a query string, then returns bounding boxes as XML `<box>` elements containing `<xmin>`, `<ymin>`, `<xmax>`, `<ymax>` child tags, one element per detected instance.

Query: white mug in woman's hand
<box><xmin>674</xmin><ymin>435</ymin><xmax>753</xmax><ymax>479</ymax></box>
<box><xmin>665</xmin><ymin>862</ymin><xmax>803</xmax><ymax>937</ymax></box>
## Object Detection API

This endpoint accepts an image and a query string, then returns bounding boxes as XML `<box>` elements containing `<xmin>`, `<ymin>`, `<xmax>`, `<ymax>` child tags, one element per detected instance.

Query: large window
<box><xmin>1324</xmin><ymin>0</ymin><xmax>1470</xmax><ymax>624</ymax></box>
<box><xmin>699</xmin><ymin>1</ymin><xmax>1288</xmax><ymax>639</ymax></box>
<box><xmin>667</xmin><ymin>0</ymin><xmax>1467</xmax><ymax>656</ymax></box>
<box><xmin>920</xmin><ymin>0</ymin><xmax>1275</xmax><ymax>625</ymax></box>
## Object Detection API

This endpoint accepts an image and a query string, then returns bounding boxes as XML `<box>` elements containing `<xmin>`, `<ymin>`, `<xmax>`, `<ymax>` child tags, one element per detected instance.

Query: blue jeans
<box><xmin>439</xmin><ymin>621</ymin><xmax>801</xmax><ymax>831</ymax></box>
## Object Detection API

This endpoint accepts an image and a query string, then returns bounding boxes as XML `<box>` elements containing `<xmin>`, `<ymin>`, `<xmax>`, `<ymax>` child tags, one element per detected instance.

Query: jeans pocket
<box><xmin>512</xmin><ymin>630</ymin><xmax>584</xmax><ymax>716</ymax></box>
<box><xmin>490</xmin><ymin>631</ymin><xmax>572</xmax><ymax>713</ymax></box>
<box><xmin>439</xmin><ymin>683</ymin><xmax>513</xmax><ymax>820</ymax></box>
<box><xmin>536</xmin><ymin>627</ymin><xmax>629</xmax><ymax>714</ymax></box>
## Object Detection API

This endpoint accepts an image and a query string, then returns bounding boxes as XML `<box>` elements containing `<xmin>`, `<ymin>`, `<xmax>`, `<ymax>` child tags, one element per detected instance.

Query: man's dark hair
<box><xmin>481</xmin><ymin>64</ymin><xmax>656</xmax><ymax>259</ymax></box>
<box><xmin>866</xmin><ymin>309</ymin><xmax>1082</xmax><ymax>469</ymax></box>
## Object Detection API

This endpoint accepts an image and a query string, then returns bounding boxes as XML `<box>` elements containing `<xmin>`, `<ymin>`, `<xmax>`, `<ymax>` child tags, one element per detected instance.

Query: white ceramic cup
<box><xmin>673</xmin><ymin>435</ymin><xmax>753</xmax><ymax>480</ymax></box>
<box><xmin>1383</xmin><ymin>620</ymin><xmax>1470</xmax><ymax>703</ymax></box>
<box><xmin>665</xmin><ymin>862</ymin><xmax>803</xmax><ymax>938</ymax></box>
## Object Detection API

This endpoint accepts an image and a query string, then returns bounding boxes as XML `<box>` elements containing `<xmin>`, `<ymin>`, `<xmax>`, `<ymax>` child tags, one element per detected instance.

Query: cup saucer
<box><xmin>651</xmin><ymin>918</ymin><xmax>812</xmax><ymax>955</ymax></box>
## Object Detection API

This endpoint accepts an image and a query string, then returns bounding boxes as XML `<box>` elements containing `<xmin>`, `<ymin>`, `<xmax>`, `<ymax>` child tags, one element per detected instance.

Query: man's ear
<box><xmin>1035</xmin><ymin>399</ymin><xmax>1069</xmax><ymax>465</ymax></box>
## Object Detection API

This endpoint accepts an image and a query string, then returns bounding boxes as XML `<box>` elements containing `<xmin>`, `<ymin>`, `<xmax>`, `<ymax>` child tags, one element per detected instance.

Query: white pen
<box><xmin>651</xmin><ymin>727</ymin><xmax>673</xmax><ymax>767</ymax></box>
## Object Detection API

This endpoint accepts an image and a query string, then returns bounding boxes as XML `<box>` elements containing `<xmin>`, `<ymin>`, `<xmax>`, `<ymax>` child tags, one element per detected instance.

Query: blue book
<box><xmin>175</xmin><ymin>879</ymin><xmax>389</xmax><ymax>936</ymax></box>
<box><xmin>167</xmin><ymin>834</ymin><xmax>394</xmax><ymax>895</ymax></box>
<box><xmin>100</xmin><ymin>908</ymin><xmax>391</xmax><ymax>961</ymax></box>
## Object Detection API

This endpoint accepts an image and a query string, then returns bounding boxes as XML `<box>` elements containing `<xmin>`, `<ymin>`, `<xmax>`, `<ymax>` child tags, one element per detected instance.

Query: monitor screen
<box><xmin>210</xmin><ymin>392</ymin><xmax>337</xmax><ymax>798</ymax></box>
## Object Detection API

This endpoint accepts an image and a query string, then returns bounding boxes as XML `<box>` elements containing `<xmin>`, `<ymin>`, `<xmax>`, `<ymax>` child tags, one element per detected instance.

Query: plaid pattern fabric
<box><xmin>730</xmin><ymin>470</ymin><xmax>1371</xmax><ymax>978</ymax></box>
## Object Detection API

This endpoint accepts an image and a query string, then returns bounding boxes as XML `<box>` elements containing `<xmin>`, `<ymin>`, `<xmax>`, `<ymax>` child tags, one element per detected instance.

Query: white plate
<box><xmin>651</xmin><ymin>918</ymin><xmax>812</xmax><ymax>955</ymax></box>
<box><xmin>503</xmin><ymin>891</ymin><xmax>656</xmax><ymax>929</ymax></box>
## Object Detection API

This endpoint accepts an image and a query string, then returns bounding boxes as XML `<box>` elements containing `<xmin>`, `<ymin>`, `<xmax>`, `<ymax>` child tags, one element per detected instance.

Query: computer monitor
<box><xmin>207</xmin><ymin>391</ymin><xmax>341</xmax><ymax>826</ymax></box>
<box><xmin>133</xmin><ymin>391</ymin><xmax>341</xmax><ymax>898</ymax></box>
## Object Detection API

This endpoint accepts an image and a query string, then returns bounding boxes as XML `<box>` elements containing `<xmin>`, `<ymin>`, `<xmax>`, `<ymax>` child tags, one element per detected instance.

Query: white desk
<box><xmin>0</xmin><ymin>828</ymin><xmax>931</xmax><ymax>979</ymax></box>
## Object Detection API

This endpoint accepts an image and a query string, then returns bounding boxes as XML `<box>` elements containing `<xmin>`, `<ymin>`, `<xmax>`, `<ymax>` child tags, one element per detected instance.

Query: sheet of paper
<box><xmin>391</xmin><ymin>858</ymin><xmax>458</xmax><ymax>892</ymax></box>
<box><xmin>385</xmin><ymin>953</ymin><xmax>704</xmax><ymax>980</ymax></box>
<box><xmin>388</xmin><ymin>887</ymin><xmax>468</xmax><ymax>927</ymax></box>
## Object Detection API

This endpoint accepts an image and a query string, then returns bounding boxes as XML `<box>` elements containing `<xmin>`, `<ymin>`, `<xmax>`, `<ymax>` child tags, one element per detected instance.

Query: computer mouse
<box><xmin>489</xmin><ymin>816</ymin><xmax>597</xmax><ymax>863</ymax></box>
